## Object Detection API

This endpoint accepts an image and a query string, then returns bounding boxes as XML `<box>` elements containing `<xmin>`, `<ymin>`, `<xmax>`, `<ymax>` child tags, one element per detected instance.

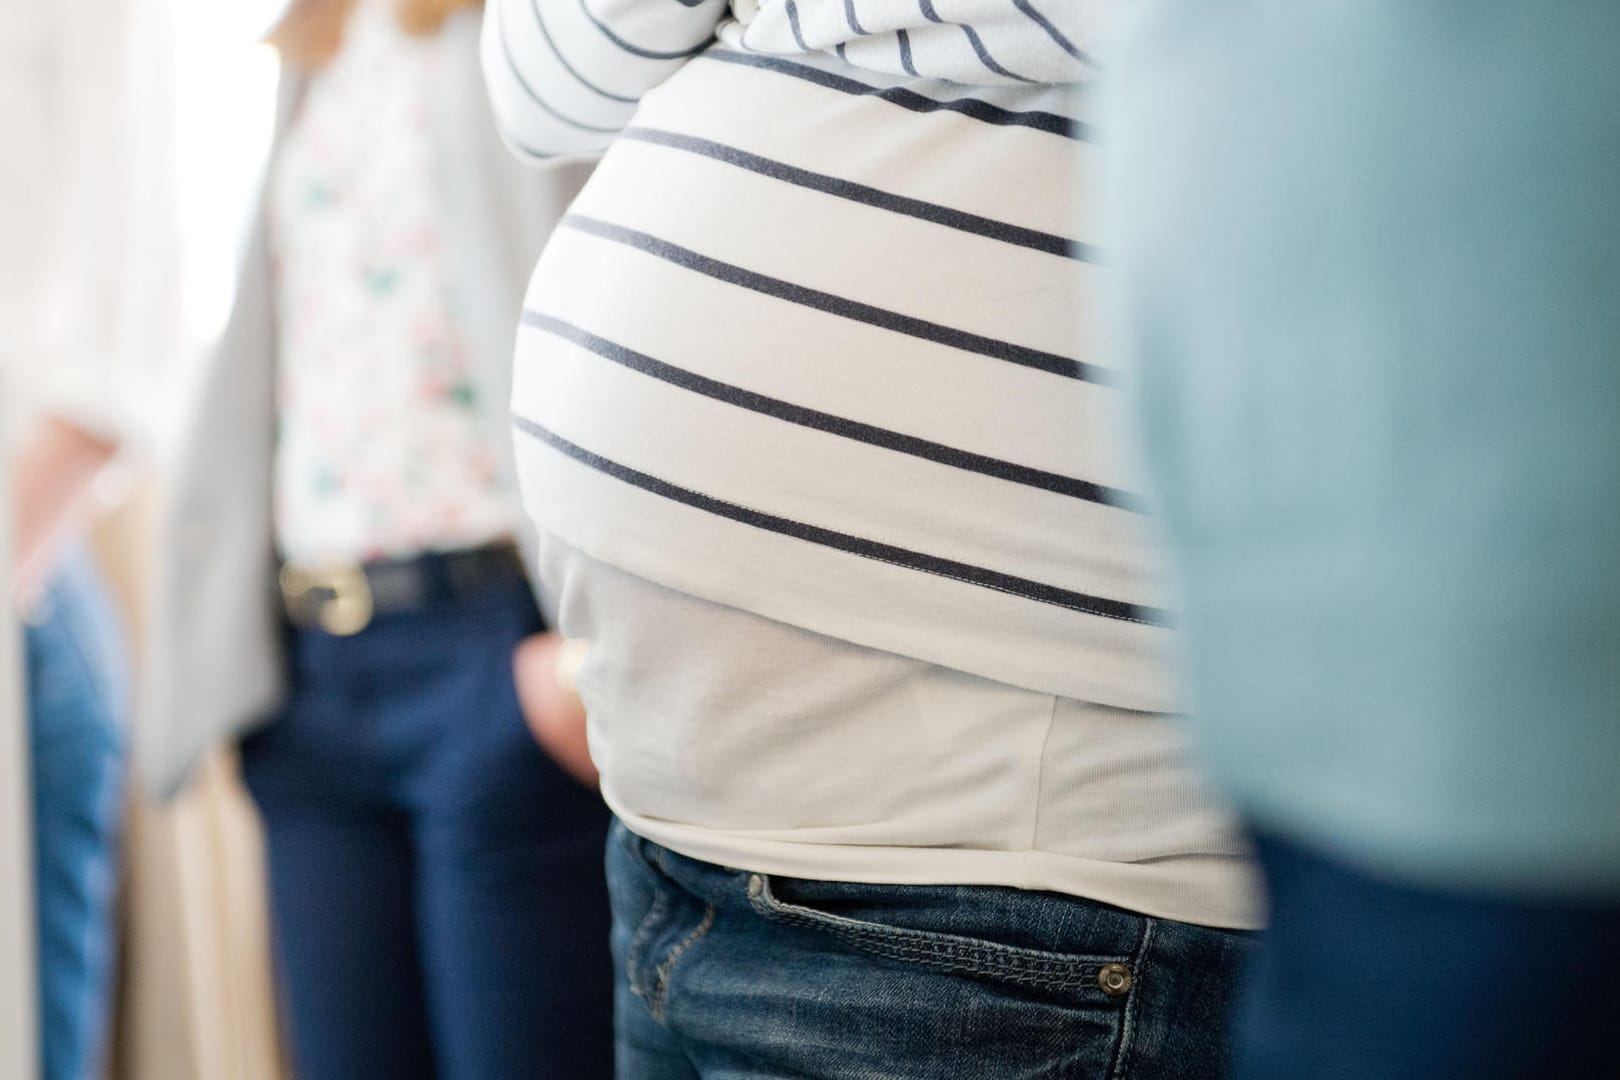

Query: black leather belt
<box><xmin>279</xmin><ymin>542</ymin><xmax>528</xmax><ymax>636</ymax></box>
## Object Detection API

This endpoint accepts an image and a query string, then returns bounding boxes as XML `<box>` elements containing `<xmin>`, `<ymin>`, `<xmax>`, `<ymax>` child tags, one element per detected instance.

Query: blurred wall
<box><xmin>1</xmin><ymin>404</ymin><xmax>41</xmax><ymax>1080</ymax></box>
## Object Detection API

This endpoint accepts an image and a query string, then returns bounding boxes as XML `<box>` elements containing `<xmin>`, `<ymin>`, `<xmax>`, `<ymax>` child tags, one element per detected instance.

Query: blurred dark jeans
<box><xmin>26</xmin><ymin>548</ymin><xmax>126</xmax><ymax>1080</ymax></box>
<box><xmin>1235</xmin><ymin>831</ymin><xmax>1620</xmax><ymax>1080</ymax></box>
<box><xmin>241</xmin><ymin>578</ymin><xmax>613</xmax><ymax>1080</ymax></box>
<box><xmin>607</xmin><ymin>820</ymin><xmax>1249</xmax><ymax>1079</ymax></box>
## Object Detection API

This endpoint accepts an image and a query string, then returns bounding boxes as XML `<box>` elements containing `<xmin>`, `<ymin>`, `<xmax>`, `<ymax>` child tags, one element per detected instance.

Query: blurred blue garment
<box><xmin>27</xmin><ymin>548</ymin><xmax>127</xmax><ymax>1080</ymax></box>
<box><xmin>1105</xmin><ymin>0</ymin><xmax>1620</xmax><ymax>898</ymax></box>
<box><xmin>1106</xmin><ymin>3</ymin><xmax>1620</xmax><ymax>1075</ymax></box>
<box><xmin>1232</xmin><ymin>831</ymin><xmax>1620</xmax><ymax>1080</ymax></box>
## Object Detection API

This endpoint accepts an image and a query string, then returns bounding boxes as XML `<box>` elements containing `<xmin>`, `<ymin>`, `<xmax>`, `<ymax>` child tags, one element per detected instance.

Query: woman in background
<box><xmin>3</xmin><ymin>1</ymin><xmax>176</xmax><ymax>1075</ymax></box>
<box><xmin>485</xmin><ymin>2</ymin><xmax>1256</xmax><ymax>1077</ymax></box>
<box><xmin>141</xmin><ymin>1</ymin><xmax>612</xmax><ymax>1076</ymax></box>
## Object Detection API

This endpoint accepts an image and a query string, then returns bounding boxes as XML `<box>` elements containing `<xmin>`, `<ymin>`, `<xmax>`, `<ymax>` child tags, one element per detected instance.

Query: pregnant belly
<box><xmin>505</xmin><ymin>50</ymin><xmax>1173</xmax><ymax>712</ymax></box>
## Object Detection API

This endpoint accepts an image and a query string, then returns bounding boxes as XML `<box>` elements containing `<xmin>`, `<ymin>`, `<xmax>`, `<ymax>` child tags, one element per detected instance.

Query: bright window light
<box><xmin>170</xmin><ymin>1</ymin><xmax>287</xmax><ymax>350</ymax></box>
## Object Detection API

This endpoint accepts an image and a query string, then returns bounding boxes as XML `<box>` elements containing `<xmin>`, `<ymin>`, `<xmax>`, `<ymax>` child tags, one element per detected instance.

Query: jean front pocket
<box><xmin>608</xmin><ymin>826</ymin><xmax>717</xmax><ymax>1024</ymax></box>
<box><xmin>746</xmin><ymin>872</ymin><xmax>1141</xmax><ymax>1001</ymax></box>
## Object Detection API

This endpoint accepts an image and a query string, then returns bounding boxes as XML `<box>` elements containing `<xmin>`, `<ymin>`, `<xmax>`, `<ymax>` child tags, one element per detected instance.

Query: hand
<box><xmin>512</xmin><ymin>632</ymin><xmax>599</xmax><ymax>789</ymax></box>
<box><xmin>10</xmin><ymin>416</ymin><xmax>117</xmax><ymax>598</ymax></box>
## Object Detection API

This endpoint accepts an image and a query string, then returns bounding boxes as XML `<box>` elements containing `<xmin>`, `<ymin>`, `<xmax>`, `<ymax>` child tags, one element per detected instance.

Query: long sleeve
<box><xmin>0</xmin><ymin>0</ymin><xmax>179</xmax><ymax>448</ymax></box>
<box><xmin>726</xmin><ymin>0</ymin><xmax>1111</xmax><ymax>85</ymax></box>
<box><xmin>481</xmin><ymin>0</ymin><xmax>730</xmax><ymax>162</ymax></box>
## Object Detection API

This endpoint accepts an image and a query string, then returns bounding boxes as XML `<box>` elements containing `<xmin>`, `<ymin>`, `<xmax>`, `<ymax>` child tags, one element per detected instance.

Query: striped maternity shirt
<box><xmin>484</xmin><ymin>1</ymin><xmax>1257</xmax><ymax>925</ymax></box>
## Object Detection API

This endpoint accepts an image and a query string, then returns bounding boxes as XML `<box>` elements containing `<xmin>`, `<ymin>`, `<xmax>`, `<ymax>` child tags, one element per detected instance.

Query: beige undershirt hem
<box><xmin>608</xmin><ymin>797</ymin><xmax>1264</xmax><ymax>932</ymax></box>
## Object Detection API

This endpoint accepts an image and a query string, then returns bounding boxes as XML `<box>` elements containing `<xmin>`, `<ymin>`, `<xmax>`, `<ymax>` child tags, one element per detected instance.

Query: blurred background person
<box><xmin>484</xmin><ymin>2</ymin><xmax>1258</xmax><ymax>1076</ymax></box>
<box><xmin>2</xmin><ymin>0</ymin><xmax>178</xmax><ymax>1075</ymax></box>
<box><xmin>137</xmin><ymin>1</ymin><xmax>613</xmax><ymax>1076</ymax></box>
<box><xmin>1107</xmin><ymin>3</ymin><xmax>1620</xmax><ymax>1078</ymax></box>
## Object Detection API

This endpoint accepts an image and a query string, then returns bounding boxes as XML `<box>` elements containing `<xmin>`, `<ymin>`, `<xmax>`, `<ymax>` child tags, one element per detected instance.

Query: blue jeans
<box><xmin>240</xmin><ymin>579</ymin><xmax>614</xmax><ymax>1080</ymax></box>
<box><xmin>607</xmin><ymin>821</ymin><xmax>1249</xmax><ymax>1079</ymax></box>
<box><xmin>26</xmin><ymin>550</ymin><xmax>127</xmax><ymax>1080</ymax></box>
<box><xmin>1234</xmin><ymin>831</ymin><xmax>1620</xmax><ymax>1080</ymax></box>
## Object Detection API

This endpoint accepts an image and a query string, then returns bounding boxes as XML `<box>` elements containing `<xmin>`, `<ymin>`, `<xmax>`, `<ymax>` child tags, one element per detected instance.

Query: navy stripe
<box><xmin>1012</xmin><ymin>0</ymin><xmax>1097</xmax><ymax>66</ymax></box>
<box><xmin>561</xmin><ymin>213</ymin><xmax>1109</xmax><ymax>384</ymax></box>
<box><xmin>512</xmin><ymin>417</ymin><xmax>1165</xmax><ymax>625</ymax></box>
<box><xmin>530</xmin><ymin>0</ymin><xmax>639</xmax><ymax>104</ymax></box>
<box><xmin>956</xmin><ymin>24</ymin><xmax>1031</xmax><ymax>82</ymax></box>
<box><xmin>618</xmin><ymin>126</ymin><xmax>1087</xmax><ymax>260</ymax></box>
<box><xmin>498</xmin><ymin>7</ymin><xmax>623</xmax><ymax>134</ymax></box>
<box><xmin>784</xmin><ymin>0</ymin><xmax>811</xmax><ymax>50</ymax></box>
<box><xmin>896</xmin><ymin>28</ymin><xmax>918</xmax><ymax>77</ymax></box>
<box><xmin>578</xmin><ymin>0</ymin><xmax>713</xmax><ymax>60</ymax></box>
<box><xmin>844</xmin><ymin>0</ymin><xmax>867</xmax><ymax>35</ymax></box>
<box><xmin>917</xmin><ymin>0</ymin><xmax>1032</xmax><ymax>83</ymax></box>
<box><xmin>522</xmin><ymin>312</ymin><xmax>1139</xmax><ymax>509</ymax></box>
<box><xmin>699</xmin><ymin>51</ymin><xmax>1087</xmax><ymax>141</ymax></box>
<box><xmin>502</xmin><ymin>128</ymin><xmax>562</xmax><ymax>161</ymax></box>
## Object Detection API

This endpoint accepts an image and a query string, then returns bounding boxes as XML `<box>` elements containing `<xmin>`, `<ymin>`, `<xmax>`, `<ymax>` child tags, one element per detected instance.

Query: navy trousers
<box><xmin>241</xmin><ymin>579</ymin><xmax>613</xmax><ymax>1080</ymax></box>
<box><xmin>1235</xmin><ymin>832</ymin><xmax>1620</xmax><ymax>1080</ymax></box>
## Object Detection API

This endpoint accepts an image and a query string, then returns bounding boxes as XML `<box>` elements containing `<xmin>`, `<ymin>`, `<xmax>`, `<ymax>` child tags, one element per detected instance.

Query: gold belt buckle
<box><xmin>279</xmin><ymin>561</ymin><xmax>375</xmax><ymax>637</ymax></box>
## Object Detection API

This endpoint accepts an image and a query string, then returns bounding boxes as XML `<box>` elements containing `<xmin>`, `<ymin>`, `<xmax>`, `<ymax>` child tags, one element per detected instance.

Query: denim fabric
<box><xmin>240</xmin><ymin>579</ymin><xmax>613</xmax><ymax>1080</ymax></box>
<box><xmin>606</xmin><ymin>821</ymin><xmax>1249</xmax><ymax>1080</ymax></box>
<box><xmin>1234</xmin><ymin>831</ymin><xmax>1620</xmax><ymax>1080</ymax></box>
<box><xmin>26</xmin><ymin>549</ymin><xmax>127</xmax><ymax>1080</ymax></box>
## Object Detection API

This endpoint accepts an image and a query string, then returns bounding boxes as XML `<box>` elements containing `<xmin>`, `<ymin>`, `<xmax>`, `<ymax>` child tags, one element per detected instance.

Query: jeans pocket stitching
<box><xmin>626</xmin><ymin>889</ymin><xmax>671</xmax><ymax>1005</ymax></box>
<box><xmin>1107</xmin><ymin>916</ymin><xmax>1154</xmax><ymax>1080</ymax></box>
<box><xmin>648</xmin><ymin>903</ymin><xmax>717</xmax><ymax>1023</ymax></box>
<box><xmin>747</xmin><ymin>874</ymin><xmax>1127</xmax><ymax>994</ymax></box>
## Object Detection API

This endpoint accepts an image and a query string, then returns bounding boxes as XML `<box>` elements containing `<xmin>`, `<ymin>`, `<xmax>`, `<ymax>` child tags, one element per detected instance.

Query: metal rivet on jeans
<box><xmin>1098</xmin><ymin>963</ymin><xmax>1133</xmax><ymax>997</ymax></box>
<box><xmin>747</xmin><ymin>874</ymin><xmax>764</xmax><ymax>898</ymax></box>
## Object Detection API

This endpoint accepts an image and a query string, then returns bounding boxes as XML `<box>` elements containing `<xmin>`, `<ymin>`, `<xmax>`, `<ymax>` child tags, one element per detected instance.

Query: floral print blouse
<box><xmin>270</xmin><ymin>0</ymin><xmax>516</xmax><ymax>565</ymax></box>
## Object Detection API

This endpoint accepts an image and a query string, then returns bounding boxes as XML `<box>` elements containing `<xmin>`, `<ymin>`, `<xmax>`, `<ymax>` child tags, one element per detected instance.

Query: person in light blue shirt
<box><xmin>1104</xmin><ymin>3</ymin><xmax>1620</xmax><ymax>1077</ymax></box>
